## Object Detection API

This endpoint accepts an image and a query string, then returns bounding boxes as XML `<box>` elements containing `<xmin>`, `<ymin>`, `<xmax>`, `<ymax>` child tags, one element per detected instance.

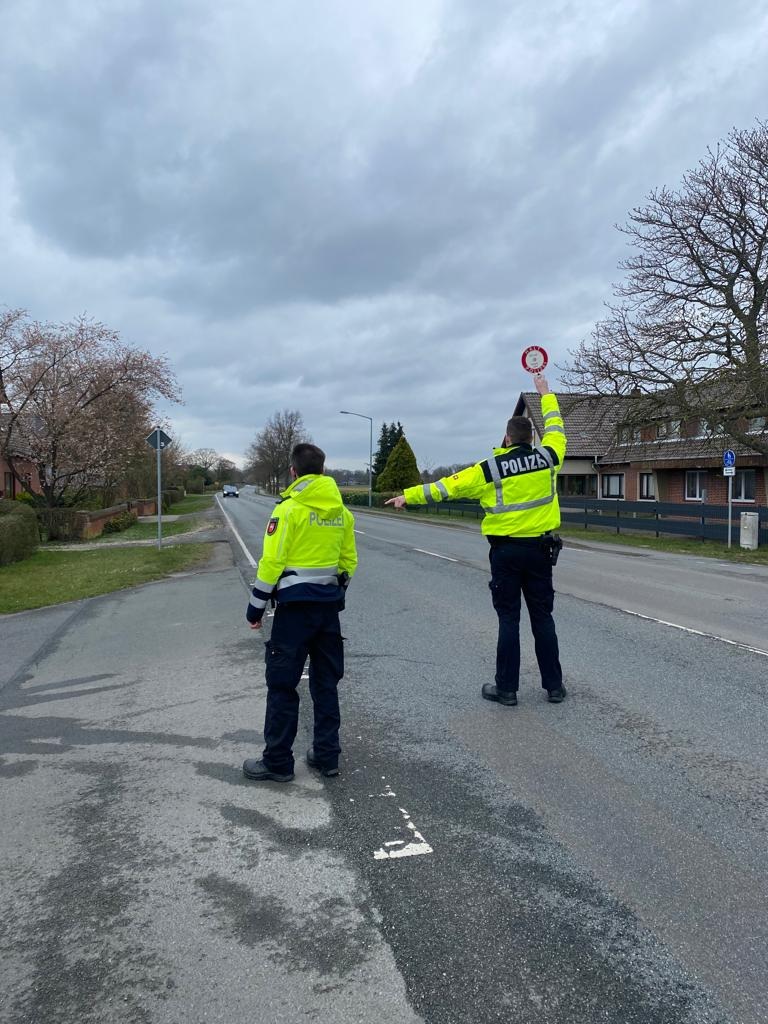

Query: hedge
<box><xmin>0</xmin><ymin>500</ymin><xmax>40</xmax><ymax>566</ymax></box>
<box><xmin>342</xmin><ymin>490</ymin><xmax>397</xmax><ymax>507</ymax></box>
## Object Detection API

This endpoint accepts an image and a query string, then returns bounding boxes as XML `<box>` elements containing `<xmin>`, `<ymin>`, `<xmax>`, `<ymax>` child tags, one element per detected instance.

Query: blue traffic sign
<box><xmin>723</xmin><ymin>449</ymin><xmax>736</xmax><ymax>468</ymax></box>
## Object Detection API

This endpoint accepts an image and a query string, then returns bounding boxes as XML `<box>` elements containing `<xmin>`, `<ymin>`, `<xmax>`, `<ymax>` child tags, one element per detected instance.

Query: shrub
<box><xmin>185</xmin><ymin>477</ymin><xmax>205</xmax><ymax>494</ymax></box>
<box><xmin>341</xmin><ymin>490</ymin><xmax>397</xmax><ymax>507</ymax></box>
<box><xmin>0</xmin><ymin>500</ymin><xmax>40</xmax><ymax>565</ymax></box>
<box><xmin>14</xmin><ymin>491</ymin><xmax>38</xmax><ymax>506</ymax></box>
<box><xmin>101</xmin><ymin>510</ymin><xmax>138</xmax><ymax>535</ymax></box>
<box><xmin>375</xmin><ymin>436</ymin><xmax>422</xmax><ymax>491</ymax></box>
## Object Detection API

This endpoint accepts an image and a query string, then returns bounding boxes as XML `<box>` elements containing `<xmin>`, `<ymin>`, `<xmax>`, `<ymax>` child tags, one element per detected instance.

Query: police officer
<box><xmin>243</xmin><ymin>443</ymin><xmax>358</xmax><ymax>782</ymax></box>
<box><xmin>385</xmin><ymin>373</ymin><xmax>566</xmax><ymax>705</ymax></box>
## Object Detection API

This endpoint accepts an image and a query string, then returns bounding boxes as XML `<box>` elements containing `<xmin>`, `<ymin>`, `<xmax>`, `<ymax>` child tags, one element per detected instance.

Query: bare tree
<box><xmin>190</xmin><ymin>448</ymin><xmax>219</xmax><ymax>474</ymax></box>
<box><xmin>561</xmin><ymin>121</ymin><xmax>768</xmax><ymax>454</ymax></box>
<box><xmin>245</xmin><ymin>409</ymin><xmax>310</xmax><ymax>493</ymax></box>
<box><xmin>215</xmin><ymin>456</ymin><xmax>237</xmax><ymax>483</ymax></box>
<box><xmin>1</xmin><ymin>312</ymin><xmax>180</xmax><ymax>507</ymax></box>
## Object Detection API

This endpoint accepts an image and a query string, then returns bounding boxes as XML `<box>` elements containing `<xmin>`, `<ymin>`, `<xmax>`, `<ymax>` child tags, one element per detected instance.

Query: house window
<box><xmin>657</xmin><ymin>420</ymin><xmax>681</xmax><ymax>440</ymax></box>
<box><xmin>618</xmin><ymin>424</ymin><xmax>641</xmax><ymax>444</ymax></box>
<box><xmin>559</xmin><ymin>474</ymin><xmax>597</xmax><ymax>497</ymax></box>
<box><xmin>639</xmin><ymin>473</ymin><xmax>655</xmax><ymax>500</ymax></box>
<box><xmin>748</xmin><ymin>416</ymin><xmax>766</xmax><ymax>432</ymax></box>
<box><xmin>601</xmin><ymin>474</ymin><xmax>624</xmax><ymax>498</ymax></box>
<box><xmin>733</xmin><ymin>469</ymin><xmax>756</xmax><ymax>501</ymax></box>
<box><xmin>685</xmin><ymin>470</ymin><xmax>707</xmax><ymax>500</ymax></box>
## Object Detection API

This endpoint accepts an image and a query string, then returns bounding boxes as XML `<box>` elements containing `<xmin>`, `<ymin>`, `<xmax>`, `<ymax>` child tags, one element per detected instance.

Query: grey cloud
<box><xmin>2</xmin><ymin>0</ymin><xmax>768</xmax><ymax>466</ymax></box>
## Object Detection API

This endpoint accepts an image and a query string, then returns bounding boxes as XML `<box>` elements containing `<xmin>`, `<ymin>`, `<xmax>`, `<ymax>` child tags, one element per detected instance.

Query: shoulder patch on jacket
<box><xmin>266</xmin><ymin>517</ymin><xmax>279</xmax><ymax>536</ymax></box>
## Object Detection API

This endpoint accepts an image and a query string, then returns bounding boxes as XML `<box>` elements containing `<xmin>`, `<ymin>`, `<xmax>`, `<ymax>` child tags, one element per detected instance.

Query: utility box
<box><xmin>739</xmin><ymin>511</ymin><xmax>759</xmax><ymax>550</ymax></box>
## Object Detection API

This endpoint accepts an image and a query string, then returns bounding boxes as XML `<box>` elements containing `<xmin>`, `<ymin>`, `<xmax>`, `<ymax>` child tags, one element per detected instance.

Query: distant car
<box><xmin>222</xmin><ymin>484</ymin><xmax>239</xmax><ymax>497</ymax></box>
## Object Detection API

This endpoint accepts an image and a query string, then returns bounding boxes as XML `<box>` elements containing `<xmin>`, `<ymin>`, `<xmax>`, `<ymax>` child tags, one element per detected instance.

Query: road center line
<box><xmin>215</xmin><ymin>495</ymin><xmax>257</xmax><ymax>568</ymax></box>
<box><xmin>412</xmin><ymin>548</ymin><xmax>458</xmax><ymax>562</ymax></box>
<box><xmin>621</xmin><ymin>608</ymin><xmax>768</xmax><ymax>658</ymax></box>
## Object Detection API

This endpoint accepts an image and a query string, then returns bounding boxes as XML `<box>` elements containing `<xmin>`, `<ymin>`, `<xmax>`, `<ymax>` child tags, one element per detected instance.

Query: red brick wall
<box><xmin>656</xmin><ymin>468</ymin><xmax>766</xmax><ymax>505</ymax></box>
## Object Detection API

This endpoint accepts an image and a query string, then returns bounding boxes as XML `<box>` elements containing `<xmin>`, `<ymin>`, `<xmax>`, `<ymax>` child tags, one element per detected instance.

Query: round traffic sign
<box><xmin>521</xmin><ymin>346</ymin><xmax>548</xmax><ymax>374</ymax></box>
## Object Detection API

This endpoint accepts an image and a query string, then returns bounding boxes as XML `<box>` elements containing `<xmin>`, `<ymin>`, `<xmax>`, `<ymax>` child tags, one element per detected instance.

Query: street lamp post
<box><xmin>340</xmin><ymin>410</ymin><xmax>373</xmax><ymax>507</ymax></box>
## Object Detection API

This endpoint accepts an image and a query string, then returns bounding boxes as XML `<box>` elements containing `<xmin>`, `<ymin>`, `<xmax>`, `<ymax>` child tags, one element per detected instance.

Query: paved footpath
<box><xmin>0</xmin><ymin>550</ymin><xmax>418</xmax><ymax>1024</ymax></box>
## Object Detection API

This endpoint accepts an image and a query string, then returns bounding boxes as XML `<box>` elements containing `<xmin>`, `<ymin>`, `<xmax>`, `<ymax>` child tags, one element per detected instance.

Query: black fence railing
<box><xmin>559</xmin><ymin>498</ymin><xmax>768</xmax><ymax>543</ymax></box>
<box><xmin>408</xmin><ymin>496</ymin><xmax>767</xmax><ymax>544</ymax></box>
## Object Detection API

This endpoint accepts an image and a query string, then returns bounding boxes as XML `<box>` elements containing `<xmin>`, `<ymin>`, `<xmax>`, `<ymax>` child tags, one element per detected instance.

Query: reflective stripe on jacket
<box><xmin>402</xmin><ymin>393</ymin><xmax>566</xmax><ymax>537</ymax></box>
<box><xmin>246</xmin><ymin>475</ymin><xmax>357</xmax><ymax>623</ymax></box>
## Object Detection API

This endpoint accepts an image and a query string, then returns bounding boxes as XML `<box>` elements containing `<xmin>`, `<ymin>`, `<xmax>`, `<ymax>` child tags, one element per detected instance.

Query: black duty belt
<box><xmin>488</xmin><ymin>532</ymin><xmax>552</xmax><ymax>546</ymax></box>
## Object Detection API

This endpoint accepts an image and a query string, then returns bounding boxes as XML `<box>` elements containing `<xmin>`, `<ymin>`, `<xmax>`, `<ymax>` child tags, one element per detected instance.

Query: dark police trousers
<box><xmin>262</xmin><ymin>602</ymin><xmax>344</xmax><ymax>773</ymax></box>
<box><xmin>488</xmin><ymin>538</ymin><xmax>562</xmax><ymax>693</ymax></box>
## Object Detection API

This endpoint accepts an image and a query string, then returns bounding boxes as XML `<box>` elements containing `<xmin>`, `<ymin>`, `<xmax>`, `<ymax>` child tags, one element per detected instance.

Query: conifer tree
<box><xmin>376</xmin><ymin>435</ymin><xmax>422</xmax><ymax>491</ymax></box>
<box><xmin>372</xmin><ymin>421</ymin><xmax>405</xmax><ymax>487</ymax></box>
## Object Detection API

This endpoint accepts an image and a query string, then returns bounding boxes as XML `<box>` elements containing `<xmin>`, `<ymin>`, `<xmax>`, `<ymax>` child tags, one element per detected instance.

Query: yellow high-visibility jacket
<box><xmin>403</xmin><ymin>394</ymin><xmax>566</xmax><ymax>537</ymax></box>
<box><xmin>246</xmin><ymin>475</ymin><xmax>357</xmax><ymax>623</ymax></box>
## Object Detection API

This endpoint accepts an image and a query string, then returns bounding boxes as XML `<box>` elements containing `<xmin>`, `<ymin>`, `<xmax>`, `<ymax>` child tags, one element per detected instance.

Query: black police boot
<box><xmin>242</xmin><ymin>758</ymin><xmax>294</xmax><ymax>782</ymax></box>
<box><xmin>546</xmin><ymin>686</ymin><xmax>567</xmax><ymax>703</ymax></box>
<box><xmin>306</xmin><ymin>747</ymin><xmax>340</xmax><ymax>777</ymax></box>
<box><xmin>481</xmin><ymin>683</ymin><xmax>518</xmax><ymax>706</ymax></box>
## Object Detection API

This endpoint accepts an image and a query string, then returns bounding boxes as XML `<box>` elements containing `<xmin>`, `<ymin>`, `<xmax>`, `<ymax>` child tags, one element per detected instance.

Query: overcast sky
<box><xmin>1</xmin><ymin>1</ymin><xmax>767</xmax><ymax>470</ymax></box>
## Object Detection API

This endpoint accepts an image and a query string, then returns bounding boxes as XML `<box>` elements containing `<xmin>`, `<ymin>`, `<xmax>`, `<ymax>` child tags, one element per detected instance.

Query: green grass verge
<box><xmin>168</xmin><ymin>495</ymin><xmax>215</xmax><ymax>514</ymax></box>
<box><xmin>90</xmin><ymin>516</ymin><xmax>207</xmax><ymax>543</ymax></box>
<box><xmin>558</xmin><ymin>525</ymin><xmax>768</xmax><ymax>564</ymax></box>
<box><xmin>0</xmin><ymin>544</ymin><xmax>213</xmax><ymax>614</ymax></box>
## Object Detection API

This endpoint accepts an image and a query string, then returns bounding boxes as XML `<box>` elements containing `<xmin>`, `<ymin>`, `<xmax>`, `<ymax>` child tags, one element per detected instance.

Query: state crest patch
<box><xmin>266</xmin><ymin>518</ymin><xmax>279</xmax><ymax>536</ymax></box>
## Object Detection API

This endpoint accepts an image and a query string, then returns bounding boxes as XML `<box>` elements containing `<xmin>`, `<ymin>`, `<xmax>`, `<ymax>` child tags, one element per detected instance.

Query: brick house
<box><xmin>514</xmin><ymin>392</ymin><xmax>768</xmax><ymax>509</ymax></box>
<box><xmin>0</xmin><ymin>415</ymin><xmax>42</xmax><ymax>500</ymax></box>
<box><xmin>513</xmin><ymin>392</ymin><xmax>630</xmax><ymax>499</ymax></box>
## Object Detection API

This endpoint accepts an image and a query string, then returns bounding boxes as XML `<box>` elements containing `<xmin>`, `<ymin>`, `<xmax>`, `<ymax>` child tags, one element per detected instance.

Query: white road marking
<box><xmin>413</xmin><ymin>548</ymin><xmax>458</xmax><ymax>562</ymax></box>
<box><xmin>371</xmin><ymin>782</ymin><xmax>433</xmax><ymax>860</ymax></box>
<box><xmin>215</xmin><ymin>495</ymin><xmax>257</xmax><ymax>568</ymax></box>
<box><xmin>621</xmin><ymin>609</ymin><xmax>768</xmax><ymax>658</ymax></box>
<box><xmin>373</xmin><ymin>807</ymin><xmax>434</xmax><ymax>860</ymax></box>
<box><xmin>355</xmin><ymin>529</ymin><xmax>366</xmax><ymax>535</ymax></box>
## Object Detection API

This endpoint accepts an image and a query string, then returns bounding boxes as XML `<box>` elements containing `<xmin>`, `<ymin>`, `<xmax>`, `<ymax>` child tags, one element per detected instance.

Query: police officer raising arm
<box><xmin>243</xmin><ymin>443</ymin><xmax>358</xmax><ymax>782</ymax></box>
<box><xmin>385</xmin><ymin>373</ymin><xmax>567</xmax><ymax>706</ymax></box>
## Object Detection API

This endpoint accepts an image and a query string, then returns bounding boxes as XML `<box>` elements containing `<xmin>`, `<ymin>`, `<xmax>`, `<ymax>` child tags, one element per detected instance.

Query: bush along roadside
<box><xmin>101</xmin><ymin>510</ymin><xmax>139</xmax><ymax>535</ymax></box>
<box><xmin>0</xmin><ymin>500</ymin><xmax>40</xmax><ymax>566</ymax></box>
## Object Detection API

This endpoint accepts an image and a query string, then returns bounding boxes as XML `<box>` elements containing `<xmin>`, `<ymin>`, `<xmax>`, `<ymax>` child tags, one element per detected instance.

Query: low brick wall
<box><xmin>81</xmin><ymin>504</ymin><xmax>130</xmax><ymax>539</ymax></box>
<box><xmin>127</xmin><ymin>498</ymin><xmax>157</xmax><ymax>517</ymax></box>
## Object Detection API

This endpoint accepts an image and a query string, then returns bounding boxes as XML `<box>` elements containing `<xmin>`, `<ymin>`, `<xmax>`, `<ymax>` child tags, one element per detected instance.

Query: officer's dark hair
<box><xmin>505</xmin><ymin>416</ymin><xmax>533</xmax><ymax>444</ymax></box>
<box><xmin>291</xmin><ymin>443</ymin><xmax>325</xmax><ymax>476</ymax></box>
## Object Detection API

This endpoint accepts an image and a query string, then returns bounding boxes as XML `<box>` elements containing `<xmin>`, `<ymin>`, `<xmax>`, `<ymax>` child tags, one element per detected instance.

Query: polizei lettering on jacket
<box><xmin>309</xmin><ymin>512</ymin><xmax>344</xmax><ymax>527</ymax></box>
<box><xmin>496</xmin><ymin>451</ymin><xmax>549</xmax><ymax>477</ymax></box>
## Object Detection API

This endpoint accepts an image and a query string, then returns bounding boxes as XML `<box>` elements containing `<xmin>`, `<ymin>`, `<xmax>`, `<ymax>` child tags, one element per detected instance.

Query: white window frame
<box><xmin>685</xmin><ymin>470</ymin><xmax>707</xmax><ymax>501</ymax></box>
<box><xmin>733</xmin><ymin>469</ymin><xmax>756</xmax><ymax>502</ymax></box>
<box><xmin>638</xmin><ymin>473</ymin><xmax>655</xmax><ymax>500</ymax></box>
<box><xmin>601</xmin><ymin>473</ymin><xmax>624</xmax><ymax>499</ymax></box>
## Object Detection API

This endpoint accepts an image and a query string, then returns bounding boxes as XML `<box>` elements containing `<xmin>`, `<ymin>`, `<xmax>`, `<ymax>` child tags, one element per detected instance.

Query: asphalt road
<box><xmin>220</xmin><ymin>487</ymin><xmax>768</xmax><ymax>1024</ymax></box>
<box><xmin>2</xmin><ymin>489</ymin><xmax>766</xmax><ymax>1024</ymax></box>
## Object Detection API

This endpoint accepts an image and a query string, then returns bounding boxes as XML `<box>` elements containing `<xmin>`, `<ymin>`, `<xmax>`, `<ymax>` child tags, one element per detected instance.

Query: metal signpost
<box><xmin>146</xmin><ymin>428</ymin><xmax>172</xmax><ymax>548</ymax></box>
<box><xmin>723</xmin><ymin>449</ymin><xmax>736</xmax><ymax>549</ymax></box>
